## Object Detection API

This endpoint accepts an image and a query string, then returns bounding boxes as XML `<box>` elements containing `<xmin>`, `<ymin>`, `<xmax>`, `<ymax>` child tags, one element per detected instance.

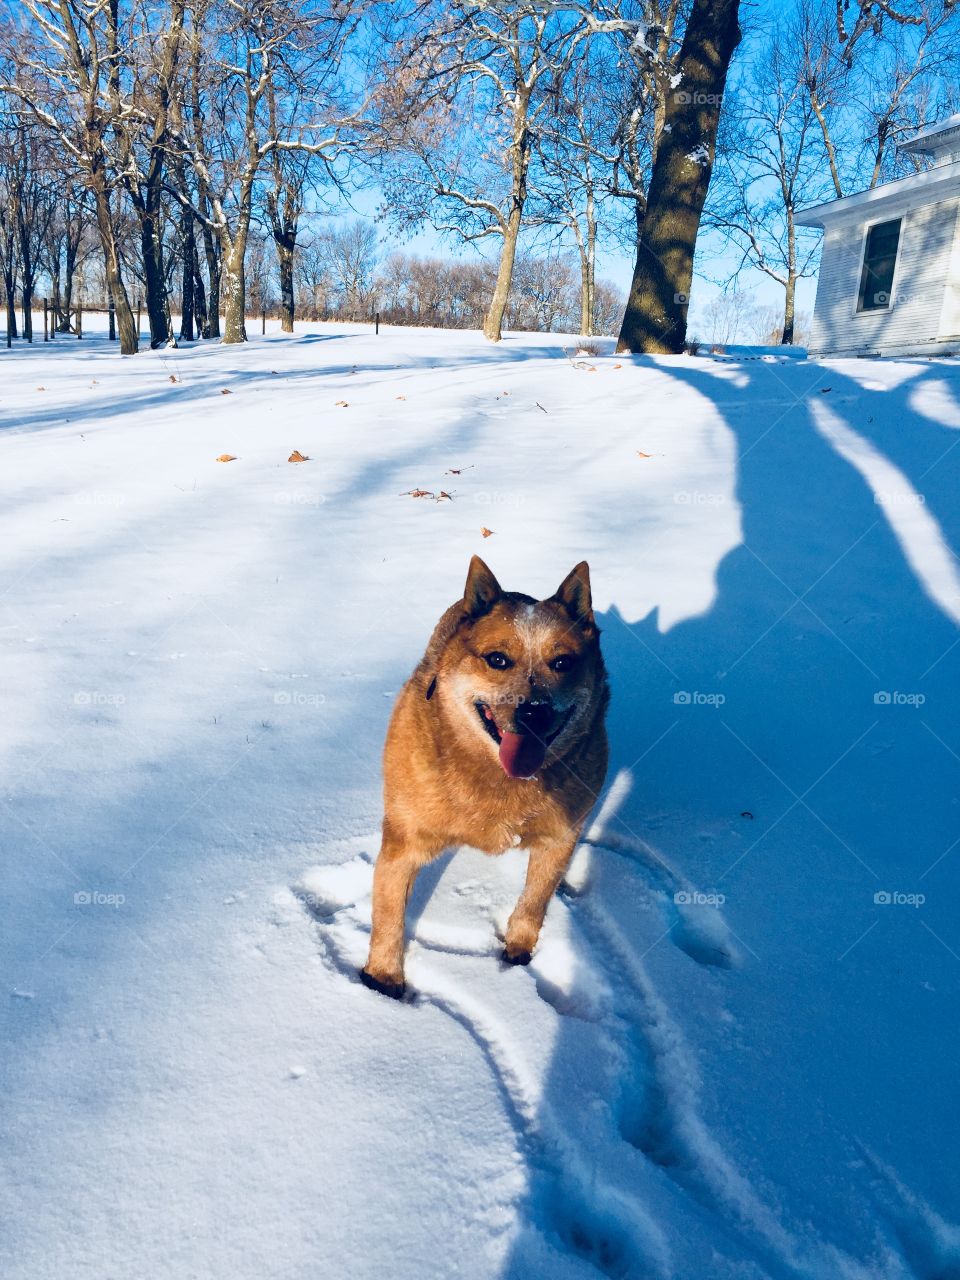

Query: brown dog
<box><xmin>361</xmin><ymin>556</ymin><xmax>609</xmax><ymax>998</ymax></box>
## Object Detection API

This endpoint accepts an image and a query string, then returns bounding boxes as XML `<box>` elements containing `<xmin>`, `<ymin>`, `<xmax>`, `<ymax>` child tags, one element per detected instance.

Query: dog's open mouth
<box><xmin>475</xmin><ymin>703</ymin><xmax>573</xmax><ymax>779</ymax></box>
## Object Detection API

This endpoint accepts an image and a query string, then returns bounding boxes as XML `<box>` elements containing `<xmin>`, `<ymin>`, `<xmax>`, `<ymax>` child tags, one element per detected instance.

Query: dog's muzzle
<box><xmin>474</xmin><ymin>699</ymin><xmax>573</xmax><ymax>780</ymax></box>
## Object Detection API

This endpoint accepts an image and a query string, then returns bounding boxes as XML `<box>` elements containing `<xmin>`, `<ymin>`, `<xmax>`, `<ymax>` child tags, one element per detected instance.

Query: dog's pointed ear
<box><xmin>463</xmin><ymin>555</ymin><xmax>502</xmax><ymax>618</ymax></box>
<box><xmin>550</xmin><ymin>561</ymin><xmax>594</xmax><ymax>625</ymax></box>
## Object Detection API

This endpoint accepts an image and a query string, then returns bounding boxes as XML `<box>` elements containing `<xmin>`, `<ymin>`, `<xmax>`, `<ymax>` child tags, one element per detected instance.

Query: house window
<box><xmin>857</xmin><ymin>218</ymin><xmax>902</xmax><ymax>311</ymax></box>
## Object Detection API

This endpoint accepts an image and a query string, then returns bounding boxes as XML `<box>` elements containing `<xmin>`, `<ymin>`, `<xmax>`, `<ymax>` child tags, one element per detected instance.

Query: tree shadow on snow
<box><xmin>499</xmin><ymin>354</ymin><xmax>960</xmax><ymax>1279</ymax></box>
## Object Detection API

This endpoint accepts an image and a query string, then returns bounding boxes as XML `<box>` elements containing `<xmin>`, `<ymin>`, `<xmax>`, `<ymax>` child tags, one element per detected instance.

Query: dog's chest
<box><xmin>447</xmin><ymin>782</ymin><xmax>556</xmax><ymax>855</ymax></box>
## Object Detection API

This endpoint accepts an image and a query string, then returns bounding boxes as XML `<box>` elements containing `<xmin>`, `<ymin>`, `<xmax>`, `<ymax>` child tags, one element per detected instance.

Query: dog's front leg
<box><xmin>362</xmin><ymin>836</ymin><xmax>432</xmax><ymax>999</ymax></box>
<box><xmin>503</xmin><ymin>834</ymin><xmax>579</xmax><ymax>965</ymax></box>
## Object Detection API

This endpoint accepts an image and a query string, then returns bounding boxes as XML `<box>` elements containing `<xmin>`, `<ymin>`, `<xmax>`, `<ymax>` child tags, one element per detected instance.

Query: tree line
<box><xmin>1</xmin><ymin>0</ymin><xmax>956</xmax><ymax>358</ymax></box>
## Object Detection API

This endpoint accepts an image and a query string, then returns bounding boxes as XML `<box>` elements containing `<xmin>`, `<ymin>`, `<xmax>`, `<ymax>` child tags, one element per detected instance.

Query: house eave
<box><xmin>796</xmin><ymin>162</ymin><xmax>960</xmax><ymax>228</ymax></box>
<box><xmin>898</xmin><ymin>112</ymin><xmax>960</xmax><ymax>155</ymax></box>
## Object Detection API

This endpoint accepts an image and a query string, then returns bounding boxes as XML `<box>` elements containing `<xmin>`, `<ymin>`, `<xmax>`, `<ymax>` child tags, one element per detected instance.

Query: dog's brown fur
<box><xmin>362</xmin><ymin>556</ymin><xmax>608</xmax><ymax>998</ymax></box>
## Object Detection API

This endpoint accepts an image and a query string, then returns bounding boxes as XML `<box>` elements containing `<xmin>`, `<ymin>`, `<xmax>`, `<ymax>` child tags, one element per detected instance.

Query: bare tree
<box><xmin>2</xmin><ymin>0</ymin><xmax>146</xmax><ymax>352</ymax></box>
<box><xmin>706</xmin><ymin>15</ymin><xmax>829</xmax><ymax>343</ymax></box>
<box><xmin>167</xmin><ymin>0</ymin><xmax>366</xmax><ymax>345</ymax></box>
<box><xmin>800</xmin><ymin>0</ymin><xmax>960</xmax><ymax>198</ymax></box>
<box><xmin>509</xmin><ymin>253</ymin><xmax>576</xmax><ymax>332</ymax></box>
<box><xmin>0</xmin><ymin>143</ymin><xmax>19</xmax><ymax>337</ymax></box>
<box><xmin>377</xmin><ymin>1</ymin><xmax>591</xmax><ymax>342</ymax></box>
<box><xmin>111</xmin><ymin>0</ymin><xmax>186</xmax><ymax>347</ymax></box>
<box><xmin>601</xmin><ymin>0</ymin><xmax>688</xmax><ymax>247</ymax></box>
<box><xmin>42</xmin><ymin>179</ymin><xmax>94</xmax><ymax>333</ymax></box>
<box><xmin>617</xmin><ymin>0</ymin><xmax>742</xmax><ymax>354</ymax></box>
<box><xmin>534</xmin><ymin>41</ymin><xmax>620</xmax><ymax>336</ymax></box>
<box><xmin>264</xmin><ymin>89</ymin><xmax>310</xmax><ymax>333</ymax></box>
<box><xmin>0</xmin><ymin>121</ymin><xmax>55</xmax><ymax>340</ymax></box>
<box><xmin>310</xmin><ymin>219</ymin><xmax>379</xmax><ymax>320</ymax></box>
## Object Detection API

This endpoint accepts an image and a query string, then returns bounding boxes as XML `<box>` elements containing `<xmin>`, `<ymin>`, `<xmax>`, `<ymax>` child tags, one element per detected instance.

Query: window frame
<box><xmin>855</xmin><ymin>215</ymin><xmax>904</xmax><ymax>315</ymax></box>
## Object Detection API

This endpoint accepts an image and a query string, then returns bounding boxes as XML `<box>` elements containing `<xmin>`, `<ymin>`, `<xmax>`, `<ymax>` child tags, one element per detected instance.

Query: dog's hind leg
<box><xmin>362</xmin><ymin>832</ymin><xmax>438</xmax><ymax>999</ymax></box>
<box><xmin>503</xmin><ymin>833</ymin><xmax>579</xmax><ymax>965</ymax></box>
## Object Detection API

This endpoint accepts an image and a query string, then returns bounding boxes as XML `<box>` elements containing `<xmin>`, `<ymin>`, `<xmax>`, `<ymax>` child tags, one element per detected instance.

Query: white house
<box><xmin>797</xmin><ymin>114</ymin><xmax>960</xmax><ymax>358</ymax></box>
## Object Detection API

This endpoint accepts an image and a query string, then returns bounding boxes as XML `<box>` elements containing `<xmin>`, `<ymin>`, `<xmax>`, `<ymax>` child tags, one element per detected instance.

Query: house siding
<box><xmin>808</xmin><ymin>196</ymin><xmax>960</xmax><ymax>356</ymax></box>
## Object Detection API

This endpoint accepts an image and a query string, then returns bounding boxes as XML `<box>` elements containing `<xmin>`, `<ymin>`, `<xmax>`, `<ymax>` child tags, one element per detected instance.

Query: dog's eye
<box><xmin>484</xmin><ymin>651</ymin><xmax>513</xmax><ymax>670</ymax></box>
<box><xmin>550</xmin><ymin>654</ymin><xmax>577</xmax><ymax>673</ymax></box>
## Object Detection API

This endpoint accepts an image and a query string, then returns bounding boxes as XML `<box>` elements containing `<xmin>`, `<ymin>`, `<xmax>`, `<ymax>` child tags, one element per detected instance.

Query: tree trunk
<box><xmin>21</xmin><ymin>281</ymin><xmax>33</xmax><ymax>341</ymax></box>
<box><xmin>140</xmin><ymin>213</ymin><xmax>173</xmax><ymax>347</ymax></box>
<box><xmin>90</xmin><ymin>170</ymin><xmax>138</xmax><ymax>354</ymax></box>
<box><xmin>483</xmin><ymin>101</ymin><xmax>531</xmax><ymax>343</ymax></box>
<box><xmin>780</xmin><ymin>211</ymin><xmax>797</xmax><ymax>344</ymax></box>
<box><xmin>15</xmin><ymin>196</ymin><xmax>34</xmax><ymax>341</ymax></box>
<box><xmin>579</xmin><ymin>195</ymin><xmax>597</xmax><ymax>337</ymax></box>
<box><xmin>579</xmin><ymin>252</ymin><xmax>591</xmax><ymax>337</ymax></box>
<box><xmin>180</xmin><ymin>211</ymin><xmax>195</xmax><ymax>342</ymax></box>
<box><xmin>221</xmin><ymin>234</ymin><xmax>248</xmax><ymax>345</ymax></box>
<box><xmin>61</xmin><ymin>237</ymin><xmax>78</xmax><ymax>332</ymax></box>
<box><xmin>201</xmin><ymin>223</ymin><xmax>221</xmax><ymax>338</ymax></box>
<box><xmin>484</xmin><ymin>205</ymin><xmax>521</xmax><ymax>342</ymax></box>
<box><xmin>4</xmin><ymin>276</ymin><xmax>17</xmax><ymax>339</ymax></box>
<box><xmin>277</xmin><ymin>241</ymin><xmax>295</xmax><ymax>333</ymax></box>
<box><xmin>617</xmin><ymin>0</ymin><xmax>741</xmax><ymax>355</ymax></box>
<box><xmin>781</xmin><ymin>273</ymin><xmax>796</xmax><ymax>345</ymax></box>
<box><xmin>192</xmin><ymin>238</ymin><xmax>208</xmax><ymax>338</ymax></box>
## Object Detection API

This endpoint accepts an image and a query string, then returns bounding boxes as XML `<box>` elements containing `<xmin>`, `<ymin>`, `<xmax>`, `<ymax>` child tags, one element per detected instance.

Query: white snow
<box><xmin>1</xmin><ymin>322</ymin><xmax>959</xmax><ymax>1279</ymax></box>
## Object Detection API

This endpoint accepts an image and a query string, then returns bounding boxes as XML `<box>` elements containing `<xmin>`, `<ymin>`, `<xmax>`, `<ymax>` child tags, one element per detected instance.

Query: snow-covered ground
<box><xmin>1</xmin><ymin>322</ymin><xmax>958</xmax><ymax>1280</ymax></box>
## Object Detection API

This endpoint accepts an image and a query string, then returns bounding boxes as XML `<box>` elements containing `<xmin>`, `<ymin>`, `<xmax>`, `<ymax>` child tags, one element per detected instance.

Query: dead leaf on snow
<box><xmin>216</xmin><ymin>454</ymin><xmax>237</xmax><ymax>463</ymax></box>
<box><xmin>437</xmin><ymin>490</ymin><xmax>454</xmax><ymax>501</ymax></box>
<box><xmin>335</xmin><ymin>400</ymin><xmax>349</xmax><ymax>407</ymax></box>
<box><xmin>480</xmin><ymin>527</ymin><xmax>494</xmax><ymax>538</ymax></box>
<box><xmin>169</xmin><ymin>374</ymin><xmax>179</xmax><ymax>383</ymax></box>
<box><xmin>637</xmin><ymin>451</ymin><xmax>652</xmax><ymax>458</ymax></box>
<box><xmin>288</xmin><ymin>450</ymin><xmax>309</xmax><ymax>463</ymax></box>
<box><xmin>396</xmin><ymin>395</ymin><xmax>406</xmax><ymax>401</ymax></box>
<box><xmin>220</xmin><ymin>389</ymin><xmax>232</xmax><ymax>395</ymax></box>
<box><xmin>401</xmin><ymin>488</ymin><xmax>434</xmax><ymax>499</ymax></box>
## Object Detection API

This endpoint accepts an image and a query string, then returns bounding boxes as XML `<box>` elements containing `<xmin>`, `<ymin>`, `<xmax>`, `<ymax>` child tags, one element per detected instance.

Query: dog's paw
<box><xmin>501</xmin><ymin>946</ymin><xmax>532</xmax><ymax>967</ymax></box>
<box><xmin>359</xmin><ymin>968</ymin><xmax>406</xmax><ymax>1000</ymax></box>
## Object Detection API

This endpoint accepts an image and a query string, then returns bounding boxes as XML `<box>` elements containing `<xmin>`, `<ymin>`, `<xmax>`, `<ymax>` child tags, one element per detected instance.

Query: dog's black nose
<box><xmin>515</xmin><ymin>701</ymin><xmax>554</xmax><ymax>737</ymax></box>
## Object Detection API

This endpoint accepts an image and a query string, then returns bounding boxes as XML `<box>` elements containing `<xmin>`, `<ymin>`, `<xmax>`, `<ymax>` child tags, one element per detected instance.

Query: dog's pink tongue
<box><xmin>499</xmin><ymin>731</ymin><xmax>547</xmax><ymax>779</ymax></box>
